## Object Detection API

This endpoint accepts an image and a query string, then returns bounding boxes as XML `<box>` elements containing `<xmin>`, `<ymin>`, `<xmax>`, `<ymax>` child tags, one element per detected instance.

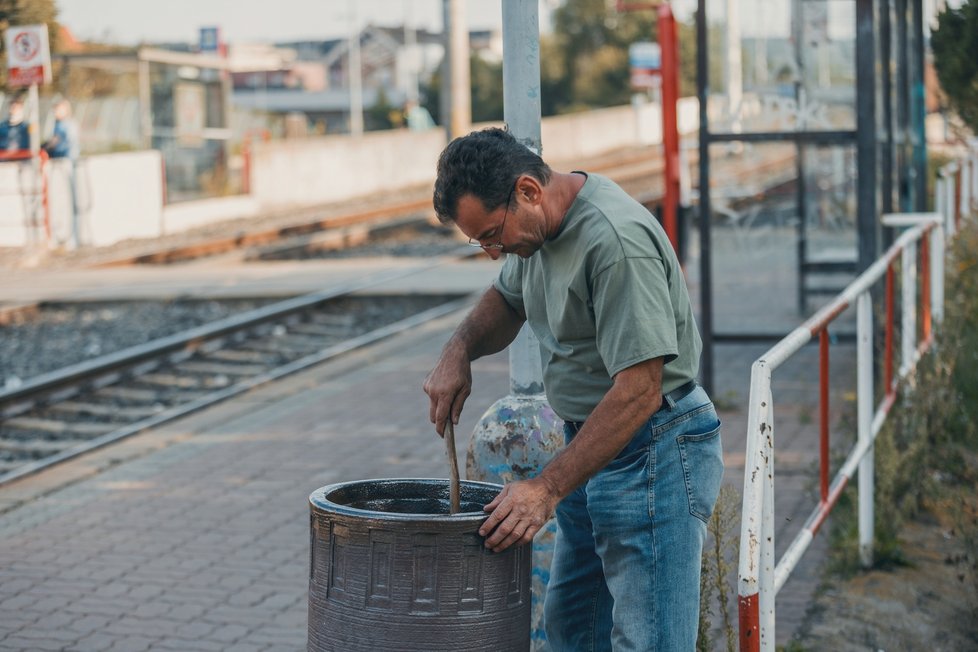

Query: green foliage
<box><xmin>469</xmin><ymin>55</ymin><xmax>503</xmax><ymax>123</ymax></box>
<box><xmin>0</xmin><ymin>0</ymin><xmax>60</xmax><ymax>88</ymax></box>
<box><xmin>931</xmin><ymin>0</ymin><xmax>978</xmax><ymax>133</ymax></box>
<box><xmin>366</xmin><ymin>87</ymin><xmax>397</xmax><ymax>131</ymax></box>
<box><xmin>419</xmin><ymin>53</ymin><xmax>505</xmax><ymax>126</ymax></box>
<box><xmin>544</xmin><ymin>0</ymin><xmax>657</xmax><ymax>113</ymax></box>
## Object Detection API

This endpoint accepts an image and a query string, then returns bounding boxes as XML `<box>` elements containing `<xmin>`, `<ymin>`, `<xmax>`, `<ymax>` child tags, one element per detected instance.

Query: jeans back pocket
<box><xmin>677</xmin><ymin>424</ymin><xmax>724</xmax><ymax>523</ymax></box>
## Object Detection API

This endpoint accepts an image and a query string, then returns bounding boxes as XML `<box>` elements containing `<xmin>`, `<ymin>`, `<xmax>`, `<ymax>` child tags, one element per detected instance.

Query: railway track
<box><xmin>0</xmin><ymin>146</ymin><xmax>796</xmax><ymax>485</ymax></box>
<box><xmin>0</xmin><ymin>253</ymin><xmax>479</xmax><ymax>486</ymax></box>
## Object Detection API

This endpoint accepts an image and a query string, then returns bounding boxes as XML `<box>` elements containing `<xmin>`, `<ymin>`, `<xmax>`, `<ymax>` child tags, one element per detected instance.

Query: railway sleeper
<box><xmin>205</xmin><ymin>349</ymin><xmax>285</xmax><ymax>364</ymax></box>
<box><xmin>0</xmin><ymin>437</ymin><xmax>93</xmax><ymax>459</ymax></box>
<box><xmin>44</xmin><ymin>401</ymin><xmax>164</xmax><ymax>420</ymax></box>
<box><xmin>281</xmin><ymin>322</ymin><xmax>356</xmax><ymax>338</ymax></box>
<box><xmin>174</xmin><ymin>361</ymin><xmax>269</xmax><ymax>376</ymax></box>
<box><xmin>1</xmin><ymin>417</ymin><xmax>118</xmax><ymax>437</ymax></box>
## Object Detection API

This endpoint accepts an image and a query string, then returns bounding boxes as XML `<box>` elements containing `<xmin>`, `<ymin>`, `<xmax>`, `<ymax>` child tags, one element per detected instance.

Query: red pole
<box><xmin>39</xmin><ymin>150</ymin><xmax>51</xmax><ymax>244</ymax></box>
<box><xmin>659</xmin><ymin>3</ymin><xmax>680</xmax><ymax>254</ymax></box>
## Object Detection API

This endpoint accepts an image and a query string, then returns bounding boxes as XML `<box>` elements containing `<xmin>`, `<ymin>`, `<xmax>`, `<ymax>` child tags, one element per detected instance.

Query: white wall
<box><xmin>250</xmin><ymin>128</ymin><xmax>447</xmax><ymax>209</ymax></box>
<box><xmin>0</xmin><ymin>151</ymin><xmax>164</xmax><ymax>248</ymax></box>
<box><xmin>0</xmin><ymin>100</ymin><xmax>702</xmax><ymax>250</ymax></box>
<box><xmin>83</xmin><ymin>152</ymin><xmax>164</xmax><ymax>247</ymax></box>
<box><xmin>250</xmin><ymin>98</ymin><xmax>701</xmax><ymax>210</ymax></box>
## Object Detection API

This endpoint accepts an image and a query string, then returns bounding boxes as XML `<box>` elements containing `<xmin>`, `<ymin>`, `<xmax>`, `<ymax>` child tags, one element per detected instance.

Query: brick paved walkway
<box><xmin>0</xmin><ymin>223</ymin><xmax>860</xmax><ymax>650</ymax></box>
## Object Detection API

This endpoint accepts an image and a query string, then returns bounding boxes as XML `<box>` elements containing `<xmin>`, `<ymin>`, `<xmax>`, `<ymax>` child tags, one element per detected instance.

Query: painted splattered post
<box><xmin>465</xmin><ymin>2</ymin><xmax>564</xmax><ymax>649</ymax></box>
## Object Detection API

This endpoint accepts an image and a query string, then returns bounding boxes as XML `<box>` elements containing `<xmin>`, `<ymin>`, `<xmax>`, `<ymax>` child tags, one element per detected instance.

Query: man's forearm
<box><xmin>448</xmin><ymin>286</ymin><xmax>525</xmax><ymax>361</ymax></box>
<box><xmin>537</xmin><ymin>360</ymin><xmax>663</xmax><ymax>499</ymax></box>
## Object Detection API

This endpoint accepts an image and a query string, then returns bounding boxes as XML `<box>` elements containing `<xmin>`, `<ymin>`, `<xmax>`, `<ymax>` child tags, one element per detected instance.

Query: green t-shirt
<box><xmin>493</xmin><ymin>173</ymin><xmax>701</xmax><ymax>422</ymax></box>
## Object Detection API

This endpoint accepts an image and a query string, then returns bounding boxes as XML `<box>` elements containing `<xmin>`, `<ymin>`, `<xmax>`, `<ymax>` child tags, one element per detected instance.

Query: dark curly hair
<box><xmin>432</xmin><ymin>127</ymin><xmax>552</xmax><ymax>223</ymax></box>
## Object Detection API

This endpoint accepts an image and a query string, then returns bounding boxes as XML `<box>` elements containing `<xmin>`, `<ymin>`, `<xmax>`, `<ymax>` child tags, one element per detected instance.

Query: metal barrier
<box><xmin>0</xmin><ymin>148</ymin><xmax>50</xmax><ymax>246</ymax></box>
<box><xmin>736</xmin><ymin>146</ymin><xmax>978</xmax><ymax>651</ymax></box>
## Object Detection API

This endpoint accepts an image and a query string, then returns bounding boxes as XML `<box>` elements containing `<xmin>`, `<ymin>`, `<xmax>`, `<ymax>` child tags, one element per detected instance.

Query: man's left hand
<box><xmin>479</xmin><ymin>478</ymin><xmax>559</xmax><ymax>553</ymax></box>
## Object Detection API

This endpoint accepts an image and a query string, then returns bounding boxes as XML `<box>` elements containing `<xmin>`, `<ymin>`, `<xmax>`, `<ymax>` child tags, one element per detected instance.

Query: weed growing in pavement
<box><xmin>697</xmin><ymin>485</ymin><xmax>740</xmax><ymax>652</ymax></box>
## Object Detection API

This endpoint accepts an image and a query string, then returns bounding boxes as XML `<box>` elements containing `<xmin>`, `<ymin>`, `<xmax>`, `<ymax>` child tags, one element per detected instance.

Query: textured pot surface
<box><xmin>308</xmin><ymin>478</ymin><xmax>531</xmax><ymax>652</ymax></box>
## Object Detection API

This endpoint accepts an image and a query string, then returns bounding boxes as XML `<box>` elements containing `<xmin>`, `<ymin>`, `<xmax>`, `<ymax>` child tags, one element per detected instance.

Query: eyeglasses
<box><xmin>467</xmin><ymin>185</ymin><xmax>515</xmax><ymax>250</ymax></box>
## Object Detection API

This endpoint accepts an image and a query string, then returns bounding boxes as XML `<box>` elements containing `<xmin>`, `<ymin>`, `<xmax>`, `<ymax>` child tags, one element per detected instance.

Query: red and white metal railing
<box><xmin>736</xmin><ymin>215</ymin><xmax>945</xmax><ymax>650</ymax></box>
<box><xmin>738</xmin><ymin>146</ymin><xmax>977</xmax><ymax>651</ymax></box>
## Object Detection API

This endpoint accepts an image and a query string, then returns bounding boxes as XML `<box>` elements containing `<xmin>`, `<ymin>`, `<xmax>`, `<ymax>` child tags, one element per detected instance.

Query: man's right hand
<box><xmin>423</xmin><ymin>341</ymin><xmax>472</xmax><ymax>437</ymax></box>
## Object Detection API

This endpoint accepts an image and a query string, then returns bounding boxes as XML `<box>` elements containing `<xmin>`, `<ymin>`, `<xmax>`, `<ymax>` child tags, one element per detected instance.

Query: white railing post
<box><xmin>935</xmin><ymin>175</ymin><xmax>947</xmax><ymax>234</ymax></box>
<box><xmin>900</xmin><ymin>241</ymin><xmax>917</xmax><ymax>376</ymax></box>
<box><xmin>931</xmin><ymin>223</ymin><xmax>945</xmax><ymax>325</ymax></box>
<box><xmin>738</xmin><ymin>360</ymin><xmax>775</xmax><ymax>652</ymax></box>
<box><xmin>856</xmin><ymin>291</ymin><xmax>874</xmax><ymax>568</ymax></box>
<box><xmin>760</xmin><ymin>382</ymin><xmax>775</xmax><ymax>651</ymax></box>
<box><xmin>945</xmin><ymin>166</ymin><xmax>957</xmax><ymax>237</ymax></box>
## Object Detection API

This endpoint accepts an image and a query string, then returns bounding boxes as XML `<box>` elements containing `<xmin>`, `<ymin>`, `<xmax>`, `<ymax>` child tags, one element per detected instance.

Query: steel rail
<box><xmin>0</xmin><ymin>247</ymin><xmax>477</xmax><ymax>416</ymax></box>
<box><xmin>0</xmin><ymin>295</ymin><xmax>474</xmax><ymax>487</ymax></box>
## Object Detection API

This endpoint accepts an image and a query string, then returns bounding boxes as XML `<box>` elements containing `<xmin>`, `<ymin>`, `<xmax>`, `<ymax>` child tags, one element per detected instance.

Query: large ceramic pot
<box><xmin>308</xmin><ymin>478</ymin><xmax>531</xmax><ymax>652</ymax></box>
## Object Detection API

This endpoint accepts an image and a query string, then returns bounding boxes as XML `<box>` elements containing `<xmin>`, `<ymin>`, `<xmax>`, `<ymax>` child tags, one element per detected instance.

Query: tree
<box><xmin>0</xmin><ymin>0</ymin><xmax>59</xmax><ymax>88</ymax></box>
<box><xmin>469</xmin><ymin>55</ymin><xmax>504</xmax><ymax>123</ymax></box>
<box><xmin>931</xmin><ymin>0</ymin><xmax>978</xmax><ymax>134</ymax></box>
<box><xmin>419</xmin><ymin>53</ymin><xmax>506</xmax><ymax>127</ymax></box>
<box><xmin>544</xmin><ymin>0</ymin><xmax>656</xmax><ymax>113</ymax></box>
<box><xmin>542</xmin><ymin>0</ymin><xmax>698</xmax><ymax>114</ymax></box>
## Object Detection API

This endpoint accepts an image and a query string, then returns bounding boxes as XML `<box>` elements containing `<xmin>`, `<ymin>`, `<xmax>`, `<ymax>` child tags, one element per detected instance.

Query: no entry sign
<box><xmin>5</xmin><ymin>25</ymin><xmax>52</xmax><ymax>87</ymax></box>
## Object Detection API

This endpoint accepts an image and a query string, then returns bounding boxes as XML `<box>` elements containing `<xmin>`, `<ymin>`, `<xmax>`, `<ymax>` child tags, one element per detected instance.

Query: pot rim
<box><xmin>309</xmin><ymin>477</ymin><xmax>502</xmax><ymax>523</ymax></box>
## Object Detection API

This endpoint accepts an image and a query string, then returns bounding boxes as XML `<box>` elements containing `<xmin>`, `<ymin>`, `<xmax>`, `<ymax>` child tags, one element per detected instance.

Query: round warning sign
<box><xmin>4</xmin><ymin>24</ymin><xmax>52</xmax><ymax>87</ymax></box>
<box><xmin>11</xmin><ymin>31</ymin><xmax>41</xmax><ymax>63</ymax></box>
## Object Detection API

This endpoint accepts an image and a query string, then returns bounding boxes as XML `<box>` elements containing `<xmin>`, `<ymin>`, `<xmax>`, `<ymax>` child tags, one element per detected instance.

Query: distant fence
<box><xmin>736</xmin><ymin>142</ymin><xmax>977</xmax><ymax>651</ymax></box>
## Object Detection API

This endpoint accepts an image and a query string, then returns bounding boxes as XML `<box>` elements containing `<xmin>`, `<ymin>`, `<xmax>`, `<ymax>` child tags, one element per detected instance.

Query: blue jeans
<box><xmin>543</xmin><ymin>386</ymin><xmax>724</xmax><ymax>651</ymax></box>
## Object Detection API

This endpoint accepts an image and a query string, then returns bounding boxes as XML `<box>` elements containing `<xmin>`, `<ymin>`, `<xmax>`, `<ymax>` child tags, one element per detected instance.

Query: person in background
<box><xmin>0</xmin><ymin>94</ymin><xmax>30</xmax><ymax>153</ymax></box>
<box><xmin>43</xmin><ymin>98</ymin><xmax>82</xmax><ymax>249</ymax></box>
<box><xmin>405</xmin><ymin>99</ymin><xmax>435</xmax><ymax>131</ymax></box>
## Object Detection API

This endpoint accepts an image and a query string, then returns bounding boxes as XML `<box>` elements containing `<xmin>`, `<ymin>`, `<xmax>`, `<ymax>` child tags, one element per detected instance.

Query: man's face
<box><xmin>8</xmin><ymin>103</ymin><xmax>23</xmax><ymax>123</ymax></box>
<box><xmin>453</xmin><ymin>183</ymin><xmax>543</xmax><ymax>260</ymax></box>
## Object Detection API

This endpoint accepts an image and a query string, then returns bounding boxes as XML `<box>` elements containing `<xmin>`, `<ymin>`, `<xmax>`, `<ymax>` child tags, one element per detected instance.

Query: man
<box><xmin>43</xmin><ymin>99</ymin><xmax>80</xmax><ymax>161</ymax></box>
<box><xmin>423</xmin><ymin>127</ymin><xmax>723</xmax><ymax>651</ymax></box>
<box><xmin>0</xmin><ymin>94</ymin><xmax>30</xmax><ymax>153</ymax></box>
<box><xmin>42</xmin><ymin>99</ymin><xmax>82</xmax><ymax>249</ymax></box>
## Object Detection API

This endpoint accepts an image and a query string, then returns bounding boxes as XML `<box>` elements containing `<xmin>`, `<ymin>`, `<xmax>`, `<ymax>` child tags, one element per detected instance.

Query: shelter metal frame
<box><xmin>695</xmin><ymin>0</ymin><xmax>929</xmax><ymax>393</ymax></box>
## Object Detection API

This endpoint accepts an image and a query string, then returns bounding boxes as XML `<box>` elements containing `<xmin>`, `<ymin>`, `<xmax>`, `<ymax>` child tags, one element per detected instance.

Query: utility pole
<box><xmin>466</xmin><ymin>5</ymin><xmax>563</xmax><ymax>649</ymax></box>
<box><xmin>404</xmin><ymin>0</ymin><xmax>419</xmax><ymax>105</ymax></box>
<box><xmin>444</xmin><ymin>0</ymin><xmax>471</xmax><ymax>139</ymax></box>
<box><xmin>348</xmin><ymin>0</ymin><xmax>364</xmax><ymax>136</ymax></box>
<box><xmin>726</xmin><ymin>0</ymin><xmax>743</xmax><ymax>134</ymax></box>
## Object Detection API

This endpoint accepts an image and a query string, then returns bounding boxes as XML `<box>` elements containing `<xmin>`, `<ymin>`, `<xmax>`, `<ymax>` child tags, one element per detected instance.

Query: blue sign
<box><xmin>629</xmin><ymin>41</ymin><xmax>661</xmax><ymax>70</ymax></box>
<box><xmin>199</xmin><ymin>27</ymin><xmax>220</xmax><ymax>53</ymax></box>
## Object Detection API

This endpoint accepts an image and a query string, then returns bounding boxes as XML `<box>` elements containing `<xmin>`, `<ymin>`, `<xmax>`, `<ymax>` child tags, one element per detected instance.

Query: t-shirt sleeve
<box><xmin>492</xmin><ymin>255</ymin><xmax>526</xmax><ymax>315</ymax></box>
<box><xmin>592</xmin><ymin>255</ymin><xmax>678</xmax><ymax>377</ymax></box>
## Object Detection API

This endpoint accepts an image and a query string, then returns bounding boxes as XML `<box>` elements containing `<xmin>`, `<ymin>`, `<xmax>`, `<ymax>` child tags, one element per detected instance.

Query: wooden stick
<box><xmin>445</xmin><ymin>421</ymin><xmax>461</xmax><ymax>515</ymax></box>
